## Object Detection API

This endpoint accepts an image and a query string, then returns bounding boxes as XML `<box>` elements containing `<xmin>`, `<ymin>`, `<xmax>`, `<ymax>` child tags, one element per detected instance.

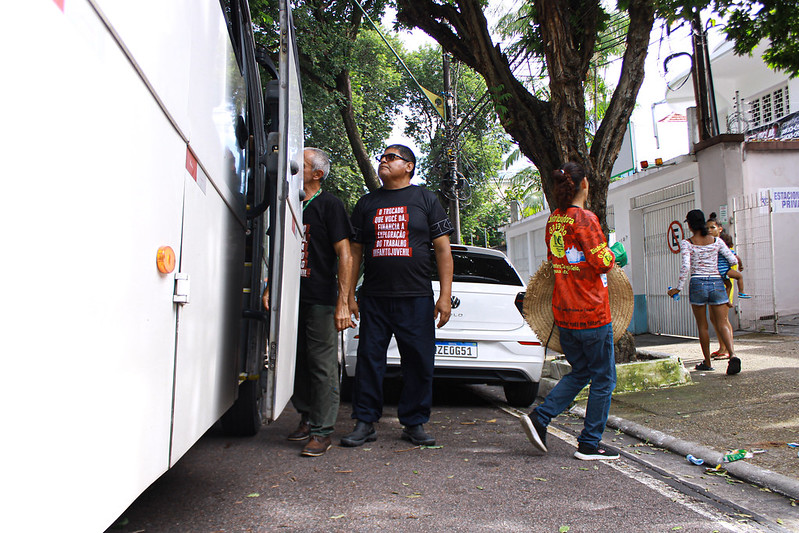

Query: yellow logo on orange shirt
<box><xmin>600</xmin><ymin>248</ymin><xmax>613</xmax><ymax>266</ymax></box>
<box><xmin>550</xmin><ymin>230</ymin><xmax>565</xmax><ymax>258</ymax></box>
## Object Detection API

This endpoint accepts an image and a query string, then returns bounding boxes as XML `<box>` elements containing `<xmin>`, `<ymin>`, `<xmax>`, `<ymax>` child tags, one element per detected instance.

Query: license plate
<box><xmin>435</xmin><ymin>341</ymin><xmax>478</xmax><ymax>358</ymax></box>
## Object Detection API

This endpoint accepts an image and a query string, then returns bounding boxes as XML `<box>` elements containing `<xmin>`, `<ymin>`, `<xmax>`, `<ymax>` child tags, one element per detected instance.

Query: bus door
<box><xmin>264</xmin><ymin>0</ymin><xmax>305</xmax><ymax>421</ymax></box>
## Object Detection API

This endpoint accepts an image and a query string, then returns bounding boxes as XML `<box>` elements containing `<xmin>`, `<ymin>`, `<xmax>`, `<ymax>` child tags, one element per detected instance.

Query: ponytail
<box><xmin>552</xmin><ymin>161</ymin><xmax>585</xmax><ymax>211</ymax></box>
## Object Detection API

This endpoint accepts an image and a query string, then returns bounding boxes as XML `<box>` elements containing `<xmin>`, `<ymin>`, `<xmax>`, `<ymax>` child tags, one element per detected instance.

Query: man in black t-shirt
<box><xmin>341</xmin><ymin>144</ymin><xmax>454</xmax><ymax>448</ymax></box>
<box><xmin>282</xmin><ymin>147</ymin><xmax>353</xmax><ymax>457</ymax></box>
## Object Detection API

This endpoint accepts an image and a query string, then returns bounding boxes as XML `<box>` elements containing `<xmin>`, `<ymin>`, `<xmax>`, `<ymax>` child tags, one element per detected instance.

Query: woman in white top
<box><xmin>668</xmin><ymin>209</ymin><xmax>741</xmax><ymax>375</ymax></box>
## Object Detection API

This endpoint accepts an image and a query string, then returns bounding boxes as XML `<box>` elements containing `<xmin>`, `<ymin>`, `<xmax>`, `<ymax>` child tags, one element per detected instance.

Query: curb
<box><xmin>569</xmin><ymin>405</ymin><xmax>799</xmax><ymax>501</ymax></box>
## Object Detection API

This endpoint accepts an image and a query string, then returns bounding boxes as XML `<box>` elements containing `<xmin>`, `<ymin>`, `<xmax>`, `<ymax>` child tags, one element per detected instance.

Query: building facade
<box><xmin>504</xmin><ymin>41</ymin><xmax>799</xmax><ymax>336</ymax></box>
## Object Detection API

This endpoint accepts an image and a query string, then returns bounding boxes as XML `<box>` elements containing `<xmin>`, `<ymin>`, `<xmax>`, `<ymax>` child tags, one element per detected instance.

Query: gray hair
<box><xmin>305</xmin><ymin>147</ymin><xmax>330</xmax><ymax>181</ymax></box>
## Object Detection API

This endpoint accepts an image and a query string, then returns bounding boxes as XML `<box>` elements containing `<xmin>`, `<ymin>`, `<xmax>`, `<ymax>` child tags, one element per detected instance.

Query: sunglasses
<box><xmin>376</xmin><ymin>153</ymin><xmax>410</xmax><ymax>164</ymax></box>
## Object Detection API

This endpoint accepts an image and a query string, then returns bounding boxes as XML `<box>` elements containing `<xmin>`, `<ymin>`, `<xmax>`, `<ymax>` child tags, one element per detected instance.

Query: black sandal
<box><xmin>695</xmin><ymin>362</ymin><xmax>714</xmax><ymax>371</ymax></box>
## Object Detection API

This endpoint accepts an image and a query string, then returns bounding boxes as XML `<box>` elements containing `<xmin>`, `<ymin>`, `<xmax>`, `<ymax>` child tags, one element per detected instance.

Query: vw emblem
<box><xmin>450</xmin><ymin>296</ymin><xmax>460</xmax><ymax>309</ymax></box>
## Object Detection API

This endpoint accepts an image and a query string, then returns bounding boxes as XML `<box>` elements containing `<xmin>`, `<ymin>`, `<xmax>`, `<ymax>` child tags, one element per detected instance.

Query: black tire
<box><xmin>221</xmin><ymin>379</ymin><xmax>262</xmax><ymax>437</ymax></box>
<box><xmin>503</xmin><ymin>381</ymin><xmax>540</xmax><ymax>407</ymax></box>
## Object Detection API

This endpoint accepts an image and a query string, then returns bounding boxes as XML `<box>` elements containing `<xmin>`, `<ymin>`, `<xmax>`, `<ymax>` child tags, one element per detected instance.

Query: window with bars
<box><xmin>607</xmin><ymin>205</ymin><xmax>615</xmax><ymax>232</ymax></box>
<box><xmin>748</xmin><ymin>85</ymin><xmax>790</xmax><ymax>127</ymax></box>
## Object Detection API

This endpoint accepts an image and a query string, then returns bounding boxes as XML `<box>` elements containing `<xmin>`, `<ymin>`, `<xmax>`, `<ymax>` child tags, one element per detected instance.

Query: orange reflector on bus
<box><xmin>156</xmin><ymin>246</ymin><xmax>176</xmax><ymax>274</ymax></box>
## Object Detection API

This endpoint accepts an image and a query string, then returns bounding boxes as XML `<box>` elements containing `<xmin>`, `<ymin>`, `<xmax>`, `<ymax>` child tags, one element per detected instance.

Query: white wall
<box><xmin>742</xmin><ymin>144</ymin><xmax>799</xmax><ymax>315</ymax></box>
<box><xmin>504</xmin><ymin>142</ymin><xmax>799</xmax><ymax>333</ymax></box>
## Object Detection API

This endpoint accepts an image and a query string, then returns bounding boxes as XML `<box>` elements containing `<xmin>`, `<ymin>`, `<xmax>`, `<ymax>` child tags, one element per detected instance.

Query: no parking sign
<box><xmin>667</xmin><ymin>221</ymin><xmax>683</xmax><ymax>254</ymax></box>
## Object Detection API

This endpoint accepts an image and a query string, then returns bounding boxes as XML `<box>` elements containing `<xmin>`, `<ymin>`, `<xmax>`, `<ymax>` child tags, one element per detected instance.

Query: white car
<box><xmin>342</xmin><ymin>245</ymin><xmax>545</xmax><ymax>406</ymax></box>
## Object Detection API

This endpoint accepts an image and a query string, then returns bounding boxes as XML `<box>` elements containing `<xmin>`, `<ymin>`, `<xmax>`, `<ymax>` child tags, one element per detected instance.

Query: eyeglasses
<box><xmin>376</xmin><ymin>153</ymin><xmax>410</xmax><ymax>164</ymax></box>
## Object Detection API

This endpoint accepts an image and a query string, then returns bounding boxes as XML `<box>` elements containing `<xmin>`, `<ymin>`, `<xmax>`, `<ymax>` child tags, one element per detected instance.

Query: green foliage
<box><xmin>251</xmin><ymin>1</ymin><xmax>412</xmax><ymax>207</ymax></box>
<box><xmin>720</xmin><ymin>0</ymin><xmax>799</xmax><ymax>78</ymax></box>
<box><xmin>502</xmin><ymin>164</ymin><xmax>545</xmax><ymax>219</ymax></box>
<box><xmin>400</xmin><ymin>47</ymin><xmax>521</xmax><ymax>245</ymax></box>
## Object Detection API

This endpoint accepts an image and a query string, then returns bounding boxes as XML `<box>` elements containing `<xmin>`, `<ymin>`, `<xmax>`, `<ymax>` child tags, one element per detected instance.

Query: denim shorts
<box><xmin>688</xmin><ymin>276</ymin><xmax>728</xmax><ymax>306</ymax></box>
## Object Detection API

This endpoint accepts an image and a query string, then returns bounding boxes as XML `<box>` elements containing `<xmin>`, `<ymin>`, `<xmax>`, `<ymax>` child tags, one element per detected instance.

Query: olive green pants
<box><xmin>291</xmin><ymin>303</ymin><xmax>340</xmax><ymax>436</ymax></box>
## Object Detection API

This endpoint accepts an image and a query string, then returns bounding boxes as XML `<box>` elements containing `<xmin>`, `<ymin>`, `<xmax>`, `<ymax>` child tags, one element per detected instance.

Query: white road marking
<box><xmin>491</xmin><ymin>399</ymin><xmax>763</xmax><ymax>532</ymax></box>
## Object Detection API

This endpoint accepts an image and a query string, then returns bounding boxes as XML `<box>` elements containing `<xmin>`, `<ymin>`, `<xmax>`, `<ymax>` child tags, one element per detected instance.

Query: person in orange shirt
<box><xmin>520</xmin><ymin>162</ymin><xmax>619</xmax><ymax>461</ymax></box>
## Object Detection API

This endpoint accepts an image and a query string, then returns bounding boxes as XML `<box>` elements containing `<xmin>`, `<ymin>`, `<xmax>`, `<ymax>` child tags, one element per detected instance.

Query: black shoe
<box><xmin>726</xmin><ymin>356</ymin><xmax>741</xmax><ymax>375</ymax></box>
<box><xmin>520</xmin><ymin>413</ymin><xmax>548</xmax><ymax>453</ymax></box>
<box><xmin>574</xmin><ymin>442</ymin><xmax>620</xmax><ymax>461</ymax></box>
<box><xmin>401</xmin><ymin>424</ymin><xmax>435</xmax><ymax>446</ymax></box>
<box><xmin>340</xmin><ymin>421</ymin><xmax>376</xmax><ymax>447</ymax></box>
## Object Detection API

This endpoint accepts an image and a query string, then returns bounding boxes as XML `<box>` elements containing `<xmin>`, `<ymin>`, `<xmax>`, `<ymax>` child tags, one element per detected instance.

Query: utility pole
<box><xmin>443</xmin><ymin>53</ymin><xmax>461</xmax><ymax>243</ymax></box>
<box><xmin>690</xmin><ymin>11</ymin><xmax>719</xmax><ymax>140</ymax></box>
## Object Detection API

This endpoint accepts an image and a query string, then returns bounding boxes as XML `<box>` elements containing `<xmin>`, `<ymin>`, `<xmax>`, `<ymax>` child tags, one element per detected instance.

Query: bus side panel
<box><xmin>170</xmin><ymin>165</ymin><xmax>244</xmax><ymax>463</ymax></box>
<box><xmin>92</xmin><ymin>0</ymin><xmax>247</xmax><ymax>216</ymax></box>
<box><xmin>168</xmin><ymin>1</ymin><xmax>249</xmax><ymax>463</ymax></box>
<box><xmin>90</xmin><ymin>0</ymin><xmax>192</xmax><ymax>138</ymax></box>
<box><xmin>1</xmin><ymin>1</ymin><xmax>183</xmax><ymax>530</ymax></box>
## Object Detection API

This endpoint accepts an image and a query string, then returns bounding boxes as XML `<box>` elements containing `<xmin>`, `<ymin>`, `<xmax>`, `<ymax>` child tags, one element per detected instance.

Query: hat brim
<box><xmin>522</xmin><ymin>261</ymin><xmax>634</xmax><ymax>354</ymax></box>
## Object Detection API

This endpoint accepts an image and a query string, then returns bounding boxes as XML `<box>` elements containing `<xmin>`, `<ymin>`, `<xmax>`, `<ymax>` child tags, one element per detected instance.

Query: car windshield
<box><xmin>432</xmin><ymin>250</ymin><xmax>523</xmax><ymax>286</ymax></box>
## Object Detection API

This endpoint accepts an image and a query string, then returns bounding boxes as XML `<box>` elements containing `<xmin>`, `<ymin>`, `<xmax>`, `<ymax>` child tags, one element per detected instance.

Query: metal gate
<box><xmin>731</xmin><ymin>193</ymin><xmax>778</xmax><ymax>332</ymax></box>
<box><xmin>639</xmin><ymin>186</ymin><xmax>698</xmax><ymax>336</ymax></box>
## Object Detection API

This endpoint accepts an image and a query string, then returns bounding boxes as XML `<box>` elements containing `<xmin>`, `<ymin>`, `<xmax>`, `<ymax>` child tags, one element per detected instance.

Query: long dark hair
<box><xmin>552</xmin><ymin>161</ymin><xmax>586</xmax><ymax>211</ymax></box>
<box><xmin>685</xmin><ymin>209</ymin><xmax>709</xmax><ymax>236</ymax></box>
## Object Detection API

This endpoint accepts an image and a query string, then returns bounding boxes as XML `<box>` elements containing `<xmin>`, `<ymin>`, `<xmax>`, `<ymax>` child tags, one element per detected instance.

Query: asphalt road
<box><xmin>107</xmin><ymin>383</ymin><xmax>794</xmax><ymax>533</ymax></box>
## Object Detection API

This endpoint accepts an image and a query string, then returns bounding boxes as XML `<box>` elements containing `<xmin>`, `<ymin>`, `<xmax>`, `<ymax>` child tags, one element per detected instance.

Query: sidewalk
<box><xmin>572</xmin><ymin>331</ymin><xmax>799</xmax><ymax>498</ymax></box>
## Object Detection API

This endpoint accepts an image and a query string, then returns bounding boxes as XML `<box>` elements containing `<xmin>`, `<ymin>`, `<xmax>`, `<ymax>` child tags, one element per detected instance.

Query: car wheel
<box><xmin>503</xmin><ymin>381</ymin><xmax>540</xmax><ymax>407</ymax></box>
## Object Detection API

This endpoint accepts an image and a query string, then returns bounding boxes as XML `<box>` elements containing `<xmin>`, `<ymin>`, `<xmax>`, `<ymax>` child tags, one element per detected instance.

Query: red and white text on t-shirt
<box><xmin>300</xmin><ymin>223</ymin><xmax>310</xmax><ymax>277</ymax></box>
<box><xmin>372</xmin><ymin>206</ymin><xmax>412</xmax><ymax>257</ymax></box>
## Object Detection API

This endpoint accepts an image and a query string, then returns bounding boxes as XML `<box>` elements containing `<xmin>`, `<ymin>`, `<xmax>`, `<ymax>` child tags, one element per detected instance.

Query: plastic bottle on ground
<box><xmin>686</xmin><ymin>454</ymin><xmax>704</xmax><ymax>465</ymax></box>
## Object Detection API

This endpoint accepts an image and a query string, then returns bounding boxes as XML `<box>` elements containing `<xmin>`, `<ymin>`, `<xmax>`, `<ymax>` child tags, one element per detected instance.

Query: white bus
<box><xmin>0</xmin><ymin>1</ymin><xmax>303</xmax><ymax>530</ymax></box>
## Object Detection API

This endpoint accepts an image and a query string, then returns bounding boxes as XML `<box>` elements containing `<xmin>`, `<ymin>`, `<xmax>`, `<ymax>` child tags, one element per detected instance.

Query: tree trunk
<box><xmin>335</xmin><ymin>70</ymin><xmax>381</xmax><ymax>191</ymax></box>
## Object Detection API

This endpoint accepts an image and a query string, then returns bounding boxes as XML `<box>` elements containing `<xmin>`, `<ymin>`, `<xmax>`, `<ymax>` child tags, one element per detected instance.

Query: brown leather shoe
<box><xmin>300</xmin><ymin>435</ymin><xmax>331</xmax><ymax>457</ymax></box>
<box><xmin>287</xmin><ymin>419</ymin><xmax>310</xmax><ymax>441</ymax></box>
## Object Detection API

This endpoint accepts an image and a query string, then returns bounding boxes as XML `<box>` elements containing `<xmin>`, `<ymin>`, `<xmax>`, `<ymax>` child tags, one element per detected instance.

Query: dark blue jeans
<box><xmin>352</xmin><ymin>295</ymin><xmax>435</xmax><ymax>427</ymax></box>
<box><xmin>534</xmin><ymin>323</ymin><xmax>616</xmax><ymax>447</ymax></box>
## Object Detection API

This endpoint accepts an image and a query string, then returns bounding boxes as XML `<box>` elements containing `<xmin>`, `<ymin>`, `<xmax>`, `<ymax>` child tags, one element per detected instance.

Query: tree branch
<box><xmin>336</xmin><ymin>70</ymin><xmax>381</xmax><ymax>191</ymax></box>
<box><xmin>591</xmin><ymin>0</ymin><xmax>655</xmax><ymax>177</ymax></box>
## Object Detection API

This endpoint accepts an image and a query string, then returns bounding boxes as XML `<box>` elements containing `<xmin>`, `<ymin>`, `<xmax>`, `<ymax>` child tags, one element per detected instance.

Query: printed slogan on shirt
<box><xmin>372</xmin><ymin>206</ymin><xmax>412</xmax><ymax>257</ymax></box>
<box><xmin>300</xmin><ymin>224</ymin><xmax>310</xmax><ymax>277</ymax></box>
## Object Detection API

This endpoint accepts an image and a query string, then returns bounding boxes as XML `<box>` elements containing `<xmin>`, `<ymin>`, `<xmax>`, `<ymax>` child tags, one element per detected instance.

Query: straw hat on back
<box><xmin>522</xmin><ymin>261</ymin><xmax>634</xmax><ymax>353</ymax></box>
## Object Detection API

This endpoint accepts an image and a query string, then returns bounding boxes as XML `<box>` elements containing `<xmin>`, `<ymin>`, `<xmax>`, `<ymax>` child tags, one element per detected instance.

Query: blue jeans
<box><xmin>688</xmin><ymin>276</ymin><xmax>728</xmax><ymax>306</ymax></box>
<box><xmin>534</xmin><ymin>323</ymin><xmax>616</xmax><ymax>448</ymax></box>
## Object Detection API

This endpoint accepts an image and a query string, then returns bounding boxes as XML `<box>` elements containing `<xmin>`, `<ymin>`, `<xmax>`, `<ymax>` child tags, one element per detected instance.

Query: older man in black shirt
<box><xmin>279</xmin><ymin>147</ymin><xmax>353</xmax><ymax>457</ymax></box>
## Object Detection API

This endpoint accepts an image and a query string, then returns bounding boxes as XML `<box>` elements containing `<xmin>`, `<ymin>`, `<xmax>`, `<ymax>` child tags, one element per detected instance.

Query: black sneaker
<box><xmin>340</xmin><ymin>421</ymin><xmax>376</xmax><ymax>447</ymax></box>
<box><xmin>574</xmin><ymin>442</ymin><xmax>620</xmax><ymax>461</ymax></box>
<box><xmin>520</xmin><ymin>413</ymin><xmax>548</xmax><ymax>453</ymax></box>
<box><xmin>401</xmin><ymin>424</ymin><xmax>435</xmax><ymax>446</ymax></box>
<box><xmin>726</xmin><ymin>356</ymin><xmax>741</xmax><ymax>375</ymax></box>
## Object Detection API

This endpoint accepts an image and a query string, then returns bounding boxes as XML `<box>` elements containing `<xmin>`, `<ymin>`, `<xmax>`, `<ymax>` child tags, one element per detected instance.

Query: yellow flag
<box><xmin>422</xmin><ymin>86</ymin><xmax>446</xmax><ymax>120</ymax></box>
